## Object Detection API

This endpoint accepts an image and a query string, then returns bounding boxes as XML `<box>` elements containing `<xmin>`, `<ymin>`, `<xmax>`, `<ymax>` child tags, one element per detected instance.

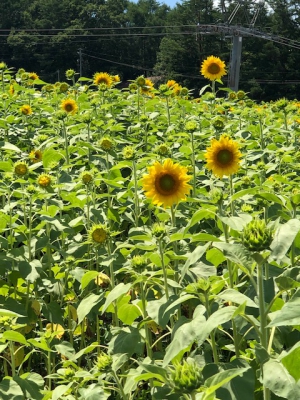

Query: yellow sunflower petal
<box><xmin>61</xmin><ymin>98</ymin><xmax>78</xmax><ymax>114</ymax></box>
<box><xmin>93</xmin><ymin>72</ymin><xmax>113</xmax><ymax>87</ymax></box>
<box><xmin>201</xmin><ymin>55</ymin><xmax>226</xmax><ymax>81</ymax></box>
<box><xmin>205</xmin><ymin>135</ymin><xmax>241</xmax><ymax>178</ymax></box>
<box><xmin>142</xmin><ymin>158</ymin><xmax>191</xmax><ymax>208</ymax></box>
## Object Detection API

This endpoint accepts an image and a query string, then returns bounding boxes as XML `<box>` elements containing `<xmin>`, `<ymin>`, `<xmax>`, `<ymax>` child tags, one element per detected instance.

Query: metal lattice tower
<box><xmin>197</xmin><ymin>0</ymin><xmax>300</xmax><ymax>91</ymax></box>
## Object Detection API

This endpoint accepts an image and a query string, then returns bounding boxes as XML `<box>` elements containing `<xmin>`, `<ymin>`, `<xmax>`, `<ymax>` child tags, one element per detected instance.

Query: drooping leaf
<box><xmin>262</xmin><ymin>359</ymin><xmax>300</xmax><ymax>399</ymax></box>
<box><xmin>77</xmin><ymin>293</ymin><xmax>104</xmax><ymax>324</ymax></box>
<box><xmin>269</xmin><ymin>219</ymin><xmax>300</xmax><ymax>263</ymax></box>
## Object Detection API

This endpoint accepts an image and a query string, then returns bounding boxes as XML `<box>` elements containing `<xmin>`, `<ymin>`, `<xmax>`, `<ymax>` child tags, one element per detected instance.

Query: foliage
<box><xmin>0</xmin><ymin>63</ymin><xmax>300</xmax><ymax>400</ymax></box>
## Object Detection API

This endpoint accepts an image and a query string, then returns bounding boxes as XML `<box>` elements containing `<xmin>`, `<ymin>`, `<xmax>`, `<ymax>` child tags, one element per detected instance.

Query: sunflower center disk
<box><xmin>157</xmin><ymin>174</ymin><xmax>176</xmax><ymax>194</ymax></box>
<box><xmin>92</xmin><ymin>229</ymin><xmax>106</xmax><ymax>243</ymax></box>
<box><xmin>217</xmin><ymin>149</ymin><xmax>233</xmax><ymax>165</ymax></box>
<box><xmin>65</xmin><ymin>104</ymin><xmax>73</xmax><ymax>112</ymax></box>
<box><xmin>207</xmin><ymin>63</ymin><xmax>221</xmax><ymax>75</ymax></box>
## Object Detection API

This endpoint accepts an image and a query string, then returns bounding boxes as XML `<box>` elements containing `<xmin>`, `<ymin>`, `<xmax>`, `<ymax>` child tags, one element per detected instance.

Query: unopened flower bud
<box><xmin>242</xmin><ymin>219</ymin><xmax>273</xmax><ymax>252</ymax></box>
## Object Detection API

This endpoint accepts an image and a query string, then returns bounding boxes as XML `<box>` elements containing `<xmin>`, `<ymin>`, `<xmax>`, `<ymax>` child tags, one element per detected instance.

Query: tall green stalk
<box><xmin>257</xmin><ymin>261</ymin><xmax>270</xmax><ymax>400</ymax></box>
<box><xmin>132</xmin><ymin>159</ymin><xmax>140</xmax><ymax>227</ymax></box>
<box><xmin>158</xmin><ymin>238</ymin><xmax>169</xmax><ymax>300</ymax></box>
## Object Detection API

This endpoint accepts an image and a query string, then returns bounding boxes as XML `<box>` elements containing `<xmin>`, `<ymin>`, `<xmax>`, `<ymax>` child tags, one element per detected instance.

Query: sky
<box><xmin>132</xmin><ymin>0</ymin><xmax>180</xmax><ymax>8</ymax></box>
<box><xmin>159</xmin><ymin>0</ymin><xmax>179</xmax><ymax>7</ymax></box>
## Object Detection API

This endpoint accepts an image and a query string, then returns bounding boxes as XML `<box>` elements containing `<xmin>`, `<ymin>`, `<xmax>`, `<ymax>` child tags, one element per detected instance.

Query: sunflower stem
<box><xmin>211</xmin><ymin>80</ymin><xmax>216</xmax><ymax>96</ymax></box>
<box><xmin>257</xmin><ymin>261</ymin><xmax>270</xmax><ymax>400</ymax></box>
<box><xmin>229</xmin><ymin>175</ymin><xmax>235</xmax><ymax>216</ymax></box>
<box><xmin>62</xmin><ymin>120</ymin><xmax>70</xmax><ymax>170</ymax></box>
<box><xmin>190</xmin><ymin>130</ymin><xmax>196</xmax><ymax>197</ymax></box>
<box><xmin>132</xmin><ymin>159</ymin><xmax>140</xmax><ymax>227</ymax></box>
<box><xmin>166</xmin><ymin>96</ymin><xmax>171</xmax><ymax>126</ymax></box>
<box><xmin>205</xmin><ymin>291</ymin><xmax>219</xmax><ymax>363</ymax></box>
<box><xmin>158</xmin><ymin>238</ymin><xmax>169</xmax><ymax>300</ymax></box>
<box><xmin>219</xmin><ymin>202</ymin><xmax>240</xmax><ymax>357</ymax></box>
<box><xmin>140</xmin><ymin>281</ymin><xmax>152</xmax><ymax>359</ymax></box>
<box><xmin>107</xmin><ymin>238</ymin><xmax>119</xmax><ymax>327</ymax></box>
<box><xmin>171</xmin><ymin>205</ymin><xmax>181</xmax><ymax>319</ymax></box>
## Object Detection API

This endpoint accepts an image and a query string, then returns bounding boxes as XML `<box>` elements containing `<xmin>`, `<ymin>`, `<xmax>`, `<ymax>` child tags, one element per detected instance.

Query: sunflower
<box><xmin>201</xmin><ymin>55</ymin><xmax>226</xmax><ymax>81</ymax></box>
<box><xmin>61</xmin><ymin>98</ymin><xmax>78</xmax><ymax>114</ymax></box>
<box><xmin>88</xmin><ymin>224</ymin><xmax>109</xmax><ymax>246</ymax></box>
<box><xmin>141</xmin><ymin>78</ymin><xmax>154</xmax><ymax>96</ymax></box>
<box><xmin>166</xmin><ymin>79</ymin><xmax>177</xmax><ymax>88</ymax></box>
<box><xmin>20</xmin><ymin>104</ymin><xmax>32</xmax><ymax>115</ymax></box>
<box><xmin>205</xmin><ymin>135</ymin><xmax>241</xmax><ymax>178</ymax></box>
<box><xmin>14</xmin><ymin>161</ymin><xmax>29</xmax><ymax>177</ymax></box>
<box><xmin>28</xmin><ymin>72</ymin><xmax>39</xmax><ymax>81</ymax></box>
<box><xmin>112</xmin><ymin>74</ymin><xmax>120</xmax><ymax>83</ymax></box>
<box><xmin>37</xmin><ymin>174</ymin><xmax>52</xmax><ymax>188</ymax></box>
<box><xmin>29</xmin><ymin>149</ymin><xmax>42</xmax><ymax>163</ymax></box>
<box><xmin>93</xmin><ymin>72</ymin><xmax>112</xmax><ymax>87</ymax></box>
<box><xmin>142</xmin><ymin>158</ymin><xmax>191</xmax><ymax>208</ymax></box>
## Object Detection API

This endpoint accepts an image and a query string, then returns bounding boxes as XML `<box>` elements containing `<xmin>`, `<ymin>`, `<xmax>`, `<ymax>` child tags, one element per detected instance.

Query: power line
<box><xmin>0</xmin><ymin>24</ymin><xmax>196</xmax><ymax>32</ymax></box>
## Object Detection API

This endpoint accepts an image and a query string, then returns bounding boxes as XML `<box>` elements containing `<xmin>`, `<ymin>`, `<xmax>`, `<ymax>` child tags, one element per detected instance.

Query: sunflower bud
<box><xmin>129</xmin><ymin>83</ymin><xmax>138</xmax><ymax>91</ymax></box>
<box><xmin>95</xmin><ymin>353</ymin><xmax>112</xmax><ymax>373</ymax></box>
<box><xmin>99</xmin><ymin>83</ymin><xmax>107</xmax><ymax>92</ymax></box>
<box><xmin>99</xmin><ymin>137</ymin><xmax>114</xmax><ymax>151</ymax></box>
<box><xmin>241</xmin><ymin>204</ymin><xmax>253</xmax><ymax>213</ymax></box>
<box><xmin>159</xmin><ymin>84</ymin><xmax>169</xmax><ymax>94</ymax></box>
<box><xmin>80</xmin><ymin>170</ymin><xmax>94</xmax><ymax>185</ymax></box>
<box><xmin>275</xmin><ymin>98</ymin><xmax>289</xmax><ymax>111</ymax></box>
<box><xmin>131</xmin><ymin>255</ymin><xmax>148</xmax><ymax>271</ymax></box>
<box><xmin>237</xmin><ymin>90</ymin><xmax>246</xmax><ymax>100</ymax></box>
<box><xmin>123</xmin><ymin>145</ymin><xmax>135</xmax><ymax>160</ymax></box>
<box><xmin>212</xmin><ymin>117</ymin><xmax>225</xmax><ymax>131</ymax></box>
<box><xmin>204</xmin><ymin>93</ymin><xmax>216</xmax><ymax>102</ymax></box>
<box><xmin>59</xmin><ymin>82</ymin><xmax>69</xmax><ymax>93</ymax></box>
<box><xmin>171</xmin><ymin>360</ymin><xmax>202</xmax><ymax>394</ymax></box>
<box><xmin>152</xmin><ymin>223</ymin><xmax>167</xmax><ymax>239</ymax></box>
<box><xmin>65</xmin><ymin>69</ymin><xmax>76</xmax><ymax>80</ymax></box>
<box><xmin>210</xmin><ymin>187</ymin><xmax>223</xmax><ymax>204</ymax></box>
<box><xmin>0</xmin><ymin>61</ymin><xmax>7</xmax><ymax>71</ymax></box>
<box><xmin>14</xmin><ymin>161</ymin><xmax>29</xmax><ymax>177</ymax></box>
<box><xmin>185</xmin><ymin>121</ymin><xmax>197</xmax><ymax>132</ymax></box>
<box><xmin>156</xmin><ymin>143</ymin><xmax>170</xmax><ymax>156</ymax></box>
<box><xmin>242</xmin><ymin>219</ymin><xmax>273</xmax><ymax>252</ymax></box>
<box><xmin>180</xmin><ymin>87</ymin><xmax>189</xmax><ymax>97</ymax></box>
<box><xmin>136</xmin><ymin>76</ymin><xmax>146</xmax><ymax>87</ymax></box>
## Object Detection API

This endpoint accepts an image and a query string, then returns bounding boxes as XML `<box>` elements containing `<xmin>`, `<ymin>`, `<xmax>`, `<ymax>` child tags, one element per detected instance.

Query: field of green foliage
<box><xmin>1</xmin><ymin>60</ymin><xmax>300</xmax><ymax>400</ymax></box>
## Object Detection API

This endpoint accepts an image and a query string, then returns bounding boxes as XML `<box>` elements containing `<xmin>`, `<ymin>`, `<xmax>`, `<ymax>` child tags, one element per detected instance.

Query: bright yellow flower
<box><xmin>61</xmin><ymin>98</ymin><xmax>78</xmax><ymax>114</ymax></box>
<box><xmin>28</xmin><ymin>72</ymin><xmax>39</xmax><ymax>80</ymax></box>
<box><xmin>142</xmin><ymin>159</ymin><xmax>191</xmax><ymax>208</ymax></box>
<box><xmin>141</xmin><ymin>78</ymin><xmax>154</xmax><ymax>96</ymax></box>
<box><xmin>37</xmin><ymin>174</ymin><xmax>52</xmax><ymax>188</ymax></box>
<box><xmin>201</xmin><ymin>55</ymin><xmax>226</xmax><ymax>81</ymax></box>
<box><xmin>166</xmin><ymin>79</ymin><xmax>177</xmax><ymax>88</ymax></box>
<box><xmin>93</xmin><ymin>72</ymin><xmax>113</xmax><ymax>87</ymax></box>
<box><xmin>29</xmin><ymin>149</ymin><xmax>42</xmax><ymax>163</ymax></box>
<box><xmin>112</xmin><ymin>74</ymin><xmax>120</xmax><ymax>83</ymax></box>
<box><xmin>20</xmin><ymin>104</ymin><xmax>32</xmax><ymax>115</ymax></box>
<box><xmin>205</xmin><ymin>135</ymin><xmax>241</xmax><ymax>178</ymax></box>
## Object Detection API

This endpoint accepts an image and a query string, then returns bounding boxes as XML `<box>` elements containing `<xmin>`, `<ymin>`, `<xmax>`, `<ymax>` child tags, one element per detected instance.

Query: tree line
<box><xmin>1</xmin><ymin>0</ymin><xmax>300</xmax><ymax>101</ymax></box>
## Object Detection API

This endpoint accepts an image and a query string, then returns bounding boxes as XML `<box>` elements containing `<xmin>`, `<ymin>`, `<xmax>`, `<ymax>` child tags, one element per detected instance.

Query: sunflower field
<box><xmin>1</xmin><ymin>57</ymin><xmax>300</xmax><ymax>400</ymax></box>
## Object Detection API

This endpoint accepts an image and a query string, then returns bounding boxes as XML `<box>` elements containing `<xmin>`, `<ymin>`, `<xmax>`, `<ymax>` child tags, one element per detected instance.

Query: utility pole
<box><xmin>228</xmin><ymin>36</ymin><xmax>242</xmax><ymax>92</ymax></box>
